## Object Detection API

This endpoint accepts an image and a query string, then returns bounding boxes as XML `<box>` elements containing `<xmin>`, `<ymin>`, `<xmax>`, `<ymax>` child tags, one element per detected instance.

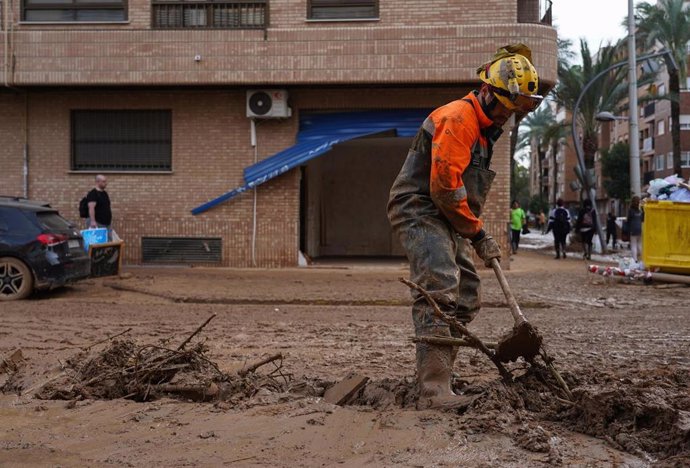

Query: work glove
<box><xmin>471</xmin><ymin>231</ymin><xmax>501</xmax><ymax>267</ymax></box>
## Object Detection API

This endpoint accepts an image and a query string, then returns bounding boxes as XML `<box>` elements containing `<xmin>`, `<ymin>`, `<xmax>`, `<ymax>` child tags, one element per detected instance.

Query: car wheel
<box><xmin>0</xmin><ymin>257</ymin><xmax>34</xmax><ymax>301</ymax></box>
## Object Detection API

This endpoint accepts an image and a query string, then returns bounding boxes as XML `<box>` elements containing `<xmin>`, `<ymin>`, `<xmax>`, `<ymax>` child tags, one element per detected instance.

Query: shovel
<box><xmin>490</xmin><ymin>258</ymin><xmax>543</xmax><ymax>362</ymax></box>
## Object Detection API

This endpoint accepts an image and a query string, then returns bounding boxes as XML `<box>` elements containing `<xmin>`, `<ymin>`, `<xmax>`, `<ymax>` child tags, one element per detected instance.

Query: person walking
<box><xmin>84</xmin><ymin>175</ymin><xmax>113</xmax><ymax>239</ymax></box>
<box><xmin>547</xmin><ymin>198</ymin><xmax>570</xmax><ymax>259</ymax></box>
<box><xmin>627</xmin><ymin>196</ymin><xmax>644</xmax><ymax>262</ymax></box>
<box><xmin>388</xmin><ymin>44</ymin><xmax>542</xmax><ymax>410</ymax></box>
<box><xmin>575</xmin><ymin>199</ymin><xmax>597</xmax><ymax>260</ymax></box>
<box><xmin>510</xmin><ymin>200</ymin><xmax>527</xmax><ymax>254</ymax></box>
<box><xmin>606</xmin><ymin>212</ymin><xmax>618</xmax><ymax>250</ymax></box>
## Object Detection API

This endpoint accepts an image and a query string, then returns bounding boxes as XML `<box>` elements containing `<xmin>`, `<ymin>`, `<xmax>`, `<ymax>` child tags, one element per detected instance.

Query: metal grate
<box><xmin>71</xmin><ymin>110</ymin><xmax>172</xmax><ymax>172</ymax></box>
<box><xmin>308</xmin><ymin>0</ymin><xmax>378</xmax><ymax>20</ymax></box>
<box><xmin>142</xmin><ymin>237</ymin><xmax>222</xmax><ymax>264</ymax></box>
<box><xmin>152</xmin><ymin>1</ymin><xmax>267</xmax><ymax>29</ymax></box>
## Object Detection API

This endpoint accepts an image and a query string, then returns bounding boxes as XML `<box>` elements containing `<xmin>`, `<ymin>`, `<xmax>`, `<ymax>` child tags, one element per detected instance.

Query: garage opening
<box><xmin>300</xmin><ymin>135</ymin><xmax>411</xmax><ymax>258</ymax></box>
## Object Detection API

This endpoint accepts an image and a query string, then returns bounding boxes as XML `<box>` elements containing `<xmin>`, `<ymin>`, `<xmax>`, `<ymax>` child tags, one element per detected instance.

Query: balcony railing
<box><xmin>517</xmin><ymin>0</ymin><xmax>552</xmax><ymax>26</ymax></box>
<box><xmin>152</xmin><ymin>0</ymin><xmax>267</xmax><ymax>29</ymax></box>
<box><xmin>642</xmin><ymin>137</ymin><xmax>655</xmax><ymax>153</ymax></box>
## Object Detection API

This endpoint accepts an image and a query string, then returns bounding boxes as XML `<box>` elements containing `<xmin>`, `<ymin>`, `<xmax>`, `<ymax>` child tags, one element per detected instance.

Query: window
<box><xmin>655</xmin><ymin>154</ymin><xmax>665</xmax><ymax>171</ymax></box>
<box><xmin>658</xmin><ymin>83</ymin><xmax>666</xmax><ymax>95</ymax></box>
<box><xmin>682</xmin><ymin>152</ymin><xmax>690</xmax><ymax>168</ymax></box>
<box><xmin>152</xmin><ymin>0</ymin><xmax>267</xmax><ymax>28</ymax></box>
<box><xmin>71</xmin><ymin>110</ymin><xmax>172</xmax><ymax>172</ymax></box>
<box><xmin>657</xmin><ymin>119</ymin><xmax>665</xmax><ymax>135</ymax></box>
<box><xmin>680</xmin><ymin>115</ymin><xmax>690</xmax><ymax>130</ymax></box>
<box><xmin>22</xmin><ymin>0</ymin><xmax>126</xmax><ymax>22</ymax></box>
<box><xmin>667</xmin><ymin>153</ymin><xmax>674</xmax><ymax>169</ymax></box>
<box><xmin>307</xmin><ymin>0</ymin><xmax>378</xmax><ymax>20</ymax></box>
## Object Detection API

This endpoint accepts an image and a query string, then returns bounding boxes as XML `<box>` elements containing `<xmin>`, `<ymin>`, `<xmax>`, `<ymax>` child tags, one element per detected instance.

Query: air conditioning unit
<box><xmin>246</xmin><ymin>89</ymin><xmax>291</xmax><ymax>118</ymax></box>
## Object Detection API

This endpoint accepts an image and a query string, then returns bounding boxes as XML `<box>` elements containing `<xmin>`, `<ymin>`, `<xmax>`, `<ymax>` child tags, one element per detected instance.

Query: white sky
<box><xmin>553</xmin><ymin>0</ymin><xmax>651</xmax><ymax>60</ymax></box>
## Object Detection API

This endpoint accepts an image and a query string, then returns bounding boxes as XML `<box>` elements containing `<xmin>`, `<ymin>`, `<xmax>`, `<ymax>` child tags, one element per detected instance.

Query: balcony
<box><xmin>643</xmin><ymin>102</ymin><xmax>655</xmax><ymax>119</ymax></box>
<box><xmin>518</xmin><ymin>0</ymin><xmax>552</xmax><ymax>26</ymax></box>
<box><xmin>642</xmin><ymin>137</ymin><xmax>655</xmax><ymax>153</ymax></box>
<box><xmin>152</xmin><ymin>1</ymin><xmax>267</xmax><ymax>29</ymax></box>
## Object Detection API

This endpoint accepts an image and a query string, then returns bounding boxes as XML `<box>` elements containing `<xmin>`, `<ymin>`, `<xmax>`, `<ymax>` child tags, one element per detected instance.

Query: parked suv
<box><xmin>0</xmin><ymin>197</ymin><xmax>91</xmax><ymax>301</ymax></box>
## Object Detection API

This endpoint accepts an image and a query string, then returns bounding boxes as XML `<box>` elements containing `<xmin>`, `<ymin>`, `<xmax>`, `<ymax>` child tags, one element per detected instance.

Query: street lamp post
<box><xmin>571</xmin><ymin>50</ymin><xmax>675</xmax><ymax>255</ymax></box>
<box><xmin>628</xmin><ymin>0</ymin><xmax>641</xmax><ymax>197</ymax></box>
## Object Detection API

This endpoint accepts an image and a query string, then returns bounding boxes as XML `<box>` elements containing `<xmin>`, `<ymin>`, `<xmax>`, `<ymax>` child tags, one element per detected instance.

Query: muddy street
<box><xmin>1</xmin><ymin>251</ymin><xmax>689</xmax><ymax>467</ymax></box>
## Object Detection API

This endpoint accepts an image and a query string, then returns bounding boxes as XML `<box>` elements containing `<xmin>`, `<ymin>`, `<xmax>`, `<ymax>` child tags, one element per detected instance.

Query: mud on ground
<box><xmin>1</xmin><ymin>251</ymin><xmax>688</xmax><ymax>466</ymax></box>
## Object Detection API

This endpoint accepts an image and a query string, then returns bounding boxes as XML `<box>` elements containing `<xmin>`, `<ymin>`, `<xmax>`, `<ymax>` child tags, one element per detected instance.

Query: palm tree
<box><xmin>518</xmin><ymin>104</ymin><xmax>554</xmax><ymax>198</ymax></box>
<box><xmin>636</xmin><ymin>0</ymin><xmax>690</xmax><ymax>175</ymax></box>
<box><xmin>518</xmin><ymin>104</ymin><xmax>567</xmax><ymax>203</ymax></box>
<box><xmin>552</xmin><ymin>39</ymin><xmax>629</xmax><ymax>170</ymax></box>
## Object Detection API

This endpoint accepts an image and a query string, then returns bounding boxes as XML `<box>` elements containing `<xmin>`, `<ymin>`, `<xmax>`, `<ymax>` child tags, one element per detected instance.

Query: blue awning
<box><xmin>191</xmin><ymin>109</ymin><xmax>430</xmax><ymax>215</ymax></box>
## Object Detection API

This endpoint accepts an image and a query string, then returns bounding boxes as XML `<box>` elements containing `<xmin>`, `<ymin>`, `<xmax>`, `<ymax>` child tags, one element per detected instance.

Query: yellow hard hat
<box><xmin>478</xmin><ymin>46</ymin><xmax>542</xmax><ymax>113</ymax></box>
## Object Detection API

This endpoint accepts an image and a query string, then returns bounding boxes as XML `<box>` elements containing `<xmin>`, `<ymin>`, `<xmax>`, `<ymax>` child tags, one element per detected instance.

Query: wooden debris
<box><xmin>178</xmin><ymin>314</ymin><xmax>217</xmax><ymax>350</ymax></box>
<box><xmin>238</xmin><ymin>353</ymin><xmax>283</xmax><ymax>377</ymax></box>
<box><xmin>323</xmin><ymin>374</ymin><xmax>369</xmax><ymax>405</ymax></box>
<box><xmin>0</xmin><ymin>349</ymin><xmax>24</xmax><ymax>374</ymax></box>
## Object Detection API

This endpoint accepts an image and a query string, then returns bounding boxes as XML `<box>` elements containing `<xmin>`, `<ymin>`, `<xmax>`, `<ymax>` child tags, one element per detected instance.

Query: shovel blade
<box><xmin>495</xmin><ymin>321</ymin><xmax>543</xmax><ymax>363</ymax></box>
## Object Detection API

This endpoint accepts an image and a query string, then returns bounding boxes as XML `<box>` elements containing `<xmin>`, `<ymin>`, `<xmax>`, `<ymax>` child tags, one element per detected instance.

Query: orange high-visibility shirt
<box><xmin>424</xmin><ymin>92</ymin><xmax>495</xmax><ymax>239</ymax></box>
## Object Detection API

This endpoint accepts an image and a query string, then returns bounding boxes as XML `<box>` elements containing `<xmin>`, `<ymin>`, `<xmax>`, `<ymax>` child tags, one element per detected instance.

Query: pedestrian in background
<box><xmin>85</xmin><ymin>175</ymin><xmax>112</xmax><ymax>239</ymax></box>
<box><xmin>606</xmin><ymin>212</ymin><xmax>618</xmax><ymax>250</ymax></box>
<box><xmin>575</xmin><ymin>199</ymin><xmax>597</xmax><ymax>260</ymax></box>
<box><xmin>627</xmin><ymin>196</ymin><xmax>644</xmax><ymax>262</ymax></box>
<box><xmin>547</xmin><ymin>198</ymin><xmax>570</xmax><ymax>259</ymax></box>
<box><xmin>510</xmin><ymin>200</ymin><xmax>527</xmax><ymax>254</ymax></box>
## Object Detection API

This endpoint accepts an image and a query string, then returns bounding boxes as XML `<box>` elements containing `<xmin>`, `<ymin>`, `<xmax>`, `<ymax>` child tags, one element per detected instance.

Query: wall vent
<box><xmin>142</xmin><ymin>237</ymin><xmax>222</xmax><ymax>264</ymax></box>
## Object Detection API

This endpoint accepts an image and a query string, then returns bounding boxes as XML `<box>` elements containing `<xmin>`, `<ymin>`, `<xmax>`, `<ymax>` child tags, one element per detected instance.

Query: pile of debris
<box><xmin>35</xmin><ymin>340</ymin><xmax>286</xmax><ymax>403</ymax></box>
<box><xmin>31</xmin><ymin>314</ymin><xmax>291</xmax><ymax>404</ymax></box>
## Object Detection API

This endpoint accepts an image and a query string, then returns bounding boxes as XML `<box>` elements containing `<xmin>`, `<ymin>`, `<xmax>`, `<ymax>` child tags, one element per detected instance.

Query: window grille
<box><xmin>71</xmin><ymin>110</ymin><xmax>172</xmax><ymax>172</ymax></box>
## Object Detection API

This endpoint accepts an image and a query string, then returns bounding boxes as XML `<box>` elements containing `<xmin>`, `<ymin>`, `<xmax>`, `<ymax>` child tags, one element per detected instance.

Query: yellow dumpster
<box><xmin>642</xmin><ymin>200</ymin><xmax>690</xmax><ymax>274</ymax></box>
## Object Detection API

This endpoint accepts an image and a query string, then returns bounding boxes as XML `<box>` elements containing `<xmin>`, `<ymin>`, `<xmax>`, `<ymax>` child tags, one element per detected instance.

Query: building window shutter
<box><xmin>71</xmin><ymin>110</ymin><xmax>172</xmax><ymax>172</ymax></box>
<box><xmin>307</xmin><ymin>0</ymin><xmax>378</xmax><ymax>20</ymax></box>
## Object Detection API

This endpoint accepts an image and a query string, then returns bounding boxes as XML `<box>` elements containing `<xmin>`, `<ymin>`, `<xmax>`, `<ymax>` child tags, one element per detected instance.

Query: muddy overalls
<box><xmin>388</xmin><ymin>91</ymin><xmax>501</xmax><ymax>340</ymax></box>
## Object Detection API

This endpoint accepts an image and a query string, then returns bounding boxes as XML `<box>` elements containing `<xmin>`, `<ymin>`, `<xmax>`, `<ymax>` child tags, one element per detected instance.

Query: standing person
<box><xmin>547</xmin><ymin>198</ymin><xmax>571</xmax><ymax>259</ymax></box>
<box><xmin>538</xmin><ymin>209</ymin><xmax>547</xmax><ymax>234</ymax></box>
<box><xmin>575</xmin><ymin>199</ymin><xmax>597</xmax><ymax>260</ymax></box>
<box><xmin>85</xmin><ymin>175</ymin><xmax>112</xmax><ymax>239</ymax></box>
<box><xmin>510</xmin><ymin>200</ymin><xmax>527</xmax><ymax>254</ymax></box>
<box><xmin>388</xmin><ymin>44</ymin><xmax>542</xmax><ymax>410</ymax></box>
<box><xmin>627</xmin><ymin>196</ymin><xmax>644</xmax><ymax>262</ymax></box>
<box><xmin>606</xmin><ymin>212</ymin><xmax>618</xmax><ymax>250</ymax></box>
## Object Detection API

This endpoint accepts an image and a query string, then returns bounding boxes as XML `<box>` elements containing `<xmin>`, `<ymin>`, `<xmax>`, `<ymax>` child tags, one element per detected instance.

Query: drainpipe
<box><xmin>3</xmin><ymin>0</ymin><xmax>9</xmax><ymax>88</ymax></box>
<box><xmin>250</xmin><ymin>118</ymin><xmax>258</xmax><ymax>267</ymax></box>
<box><xmin>23</xmin><ymin>91</ymin><xmax>28</xmax><ymax>198</ymax></box>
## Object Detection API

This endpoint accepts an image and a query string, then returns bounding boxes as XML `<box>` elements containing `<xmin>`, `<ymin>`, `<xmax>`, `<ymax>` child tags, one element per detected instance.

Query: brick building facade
<box><xmin>0</xmin><ymin>0</ymin><xmax>557</xmax><ymax>266</ymax></box>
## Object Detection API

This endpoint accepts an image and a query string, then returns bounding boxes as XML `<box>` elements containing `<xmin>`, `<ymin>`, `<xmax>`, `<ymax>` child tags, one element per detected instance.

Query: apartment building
<box><xmin>0</xmin><ymin>0</ymin><xmax>558</xmax><ymax>266</ymax></box>
<box><xmin>605</xmin><ymin>61</ymin><xmax>690</xmax><ymax>187</ymax></box>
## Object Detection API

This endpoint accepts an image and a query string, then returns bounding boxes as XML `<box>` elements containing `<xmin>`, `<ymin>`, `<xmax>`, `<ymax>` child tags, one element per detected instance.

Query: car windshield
<box><xmin>36</xmin><ymin>211</ymin><xmax>74</xmax><ymax>231</ymax></box>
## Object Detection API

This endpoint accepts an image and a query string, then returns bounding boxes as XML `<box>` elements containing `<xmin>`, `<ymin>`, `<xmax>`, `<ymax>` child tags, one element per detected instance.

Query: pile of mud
<box><xmin>349</xmin><ymin>365</ymin><xmax>690</xmax><ymax>464</ymax></box>
<box><xmin>33</xmin><ymin>340</ymin><xmax>289</xmax><ymax>404</ymax></box>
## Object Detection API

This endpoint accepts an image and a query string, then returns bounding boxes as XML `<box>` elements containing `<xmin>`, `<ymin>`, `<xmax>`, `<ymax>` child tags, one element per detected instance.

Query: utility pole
<box><xmin>628</xmin><ymin>0</ymin><xmax>641</xmax><ymax>196</ymax></box>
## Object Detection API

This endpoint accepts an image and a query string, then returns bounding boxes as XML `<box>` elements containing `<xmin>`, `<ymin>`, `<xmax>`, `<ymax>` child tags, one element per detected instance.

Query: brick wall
<box><xmin>0</xmin><ymin>93</ymin><xmax>25</xmax><ymax>197</ymax></box>
<box><xmin>0</xmin><ymin>24</ymin><xmax>557</xmax><ymax>86</ymax></box>
<box><xmin>0</xmin><ymin>86</ymin><xmax>513</xmax><ymax>266</ymax></box>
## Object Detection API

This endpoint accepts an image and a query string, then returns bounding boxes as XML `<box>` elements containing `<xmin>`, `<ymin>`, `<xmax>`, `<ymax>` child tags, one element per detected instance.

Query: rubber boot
<box><xmin>415</xmin><ymin>340</ymin><xmax>475</xmax><ymax>411</ymax></box>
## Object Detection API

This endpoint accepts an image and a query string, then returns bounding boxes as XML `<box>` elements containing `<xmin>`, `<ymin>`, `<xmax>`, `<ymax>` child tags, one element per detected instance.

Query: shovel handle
<box><xmin>490</xmin><ymin>258</ymin><xmax>527</xmax><ymax>327</ymax></box>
